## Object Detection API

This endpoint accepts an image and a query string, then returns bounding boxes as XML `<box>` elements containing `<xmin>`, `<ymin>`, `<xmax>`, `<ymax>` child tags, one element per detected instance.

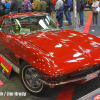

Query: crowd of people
<box><xmin>0</xmin><ymin>0</ymin><xmax>99</xmax><ymax>28</ymax></box>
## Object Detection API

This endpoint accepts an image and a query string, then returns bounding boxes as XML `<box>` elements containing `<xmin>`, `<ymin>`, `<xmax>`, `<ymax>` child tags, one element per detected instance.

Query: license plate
<box><xmin>86</xmin><ymin>71</ymin><xmax>99</xmax><ymax>82</ymax></box>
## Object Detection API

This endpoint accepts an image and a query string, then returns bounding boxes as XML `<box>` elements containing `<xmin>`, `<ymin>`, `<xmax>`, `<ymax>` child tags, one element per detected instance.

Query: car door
<box><xmin>0</xmin><ymin>17</ymin><xmax>19</xmax><ymax>66</ymax></box>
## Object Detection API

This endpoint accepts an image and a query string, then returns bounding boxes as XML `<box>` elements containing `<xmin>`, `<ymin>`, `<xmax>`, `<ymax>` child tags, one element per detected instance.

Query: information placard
<box><xmin>0</xmin><ymin>56</ymin><xmax>12</xmax><ymax>79</ymax></box>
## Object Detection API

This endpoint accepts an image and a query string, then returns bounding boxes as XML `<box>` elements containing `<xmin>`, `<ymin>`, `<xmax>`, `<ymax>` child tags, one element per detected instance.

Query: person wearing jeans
<box><xmin>55</xmin><ymin>0</ymin><xmax>64</xmax><ymax>28</ymax></box>
<box><xmin>63</xmin><ymin>0</ymin><xmax>68</xmax><ymax>22</ymax></box>
<box><xmin>79</xmin><ymin>10</ymin><xmax>84</xmax><ymax>27</ymax></box>
<box><xmin>65</xmin><ymin>0</ymin><xmax>72</xmax><ymax>26</ymax></box>
<box><xmin>92</xmin><ymin>0</ymin><xmax>99</xmax><ymax>26</ymax></box>
<box><xmin>79</xmin><ymin>0</ymin><xmax>85</xmax><ymax>27</ymax></box>
<box><xmin>67</xmin><ymin>10</ymin><xmax>72</xmax><ymax>25</ymax></box>
<box><xmin>10</xmin><ymin>0</ymin><xmax>18</xmax><ymax>14</ymax></box>
<box><xmin>77</xmin><ymin>0</ymin><xmax>85</xmax><ymax>28</ymax></box>
<box><xmin>93</xmin><ymin>12</ymin><xmax>98</xmax><ymax>26</ymax></box>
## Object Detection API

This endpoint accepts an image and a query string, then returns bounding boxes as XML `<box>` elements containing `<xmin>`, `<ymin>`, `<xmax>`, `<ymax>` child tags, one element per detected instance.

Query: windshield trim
<box><xmin>24</xmin><ymin>29</ymin><xmax>60</xmax><ymax>37</ymax></box>
<box><xmin>11</xmin><ymin>14</ymin><xmax>49</xmax><ymax>19</ymax></box>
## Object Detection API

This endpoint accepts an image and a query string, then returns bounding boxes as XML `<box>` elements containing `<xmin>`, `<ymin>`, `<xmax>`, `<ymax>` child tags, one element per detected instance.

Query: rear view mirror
<box><xmin>0</xmin><ymin>28</ymin><xmax>2</xmax><ymax>32</ymax></box>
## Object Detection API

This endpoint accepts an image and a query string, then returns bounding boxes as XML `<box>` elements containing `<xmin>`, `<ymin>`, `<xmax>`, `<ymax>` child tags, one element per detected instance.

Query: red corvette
<box><xmin>0</xmin><ymin>12</ymin><xmax>100</xmax><ymax>96</ymax></box>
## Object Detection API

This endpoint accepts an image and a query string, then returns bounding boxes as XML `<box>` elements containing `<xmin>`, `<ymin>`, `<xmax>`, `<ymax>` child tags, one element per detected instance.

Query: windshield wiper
<box><xmin>24</xmin><ymin>28</ymin><xmax>59</xmax><ymax>37</ymax></box>
<box><xmin>24</xmin><ymin>29</ymin><xmax>45</xmax><ymax>37</ymax></box>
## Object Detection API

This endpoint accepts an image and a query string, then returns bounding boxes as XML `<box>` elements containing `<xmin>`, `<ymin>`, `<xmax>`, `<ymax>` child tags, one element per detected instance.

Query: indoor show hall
<box><xmin>0</xmin><ymin>0</ymin><xmax>100</xmax><ymax>100</ymax></box>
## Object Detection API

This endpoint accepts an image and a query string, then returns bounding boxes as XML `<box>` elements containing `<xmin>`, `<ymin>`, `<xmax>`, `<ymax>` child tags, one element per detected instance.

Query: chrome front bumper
<box><xmin>38</xmin><ymin>70</ymin><xmax>100</xmax><ymax>86</ymax></box>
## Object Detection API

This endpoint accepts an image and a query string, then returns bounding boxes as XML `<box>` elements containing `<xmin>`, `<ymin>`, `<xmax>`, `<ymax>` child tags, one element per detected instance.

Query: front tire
<box><xmin>20</xmin><ymin>61</ymin><xmax>51</xmax><ymax>96</ymax></box>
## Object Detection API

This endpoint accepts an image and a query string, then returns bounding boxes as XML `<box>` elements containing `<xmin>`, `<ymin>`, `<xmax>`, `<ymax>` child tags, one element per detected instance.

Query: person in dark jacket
<box><xmin>76</xmin><ymin>0</ymin><xmax>85</xmax><ymax>27</ymax></box>
<box><xmin>79</xmin><ymin>0</ymin><xmax>85</xmax><ymax>27</ymax></box>
<box><xmin>66</xmin><ymin>0</ymin><xmax>72</xmax><ymax>26</ymax></box>
<box><xmin>70</xmin><ymin>0</ymin><xmax>85</xmax><ymax>28</ymax></box>
<box><xmin>17</xmin><ymin>0</ymin><xmax>22</xmax><ymax>13</ymax></box>
<box><xmin>46</xmin><ymin>0</ymin><xmax>52</xmax><ymax>15</ymax></box>
<box><xmin>0</xmin><ymin>0</ymin><xmax>6</xmax><ymax>17</ymax></box>
<box><xmin>10</xmin><ymin>0</ymin><xmax>18</xmax><ymax>14</ymax></box>
<box><xmin>63</xmin><ymin>0</ymin><xmax>68</xmax><ymax>22</ymax></box>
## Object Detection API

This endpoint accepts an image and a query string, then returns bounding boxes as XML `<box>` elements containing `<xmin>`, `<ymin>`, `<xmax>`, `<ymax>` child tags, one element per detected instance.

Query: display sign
<box><xmin>0</xmin><ymin>56</ymin><xmax>12</xmax><ymax>79</ymax></box>
<box><xmin>93</xmin><ymin>94</ymin><xmax>100</xmax><ymax>100</ymax></box>
<box><xmin>78</xmin><ymin>88</ymin><xmax>100</xmax><ymax>100</ymax></box>
<box><xmin>20</xmin><ymin>28</ymin><xmax>30</xmax><ymax>34</ymax></box>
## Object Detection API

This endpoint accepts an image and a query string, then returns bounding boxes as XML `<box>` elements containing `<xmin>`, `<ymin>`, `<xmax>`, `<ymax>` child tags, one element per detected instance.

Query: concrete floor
<box><xmin>51</xmin><ymin>8</ymin><xmax>91</xmax><ymax>32</ymax></box>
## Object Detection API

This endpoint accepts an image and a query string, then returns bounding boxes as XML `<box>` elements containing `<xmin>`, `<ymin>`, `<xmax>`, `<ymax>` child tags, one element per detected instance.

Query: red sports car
<box><xmin>0</xmin><ymin>12</ymin><xmax>100</xmax><ymax>96</ymax></box>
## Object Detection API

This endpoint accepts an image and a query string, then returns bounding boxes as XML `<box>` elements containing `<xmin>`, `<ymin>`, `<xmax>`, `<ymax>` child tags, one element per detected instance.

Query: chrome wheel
<box><xmin>25</xmin><ymin>68</ymin><xmax>42</xmax><ymax>89</ymax></box>
<box><xmin>20</xmin><ymin>61</ymin><xmax>51</xmax><ymax>96</ymax></box>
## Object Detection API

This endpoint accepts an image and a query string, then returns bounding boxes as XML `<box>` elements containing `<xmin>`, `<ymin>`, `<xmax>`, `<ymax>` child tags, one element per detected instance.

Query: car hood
<box><xmin>23</xmin><ymin>29</ymin><xmax>100</xmax><ymax>59</ymax></box>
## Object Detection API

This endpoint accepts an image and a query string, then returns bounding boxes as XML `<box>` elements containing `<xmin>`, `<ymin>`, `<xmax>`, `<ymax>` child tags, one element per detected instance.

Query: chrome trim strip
<box><xmin>38</xmin><ymin>76</ymin><xmax>86</xmax><ymax>86</ymax></box>
<box><xmin>38</xmin><ymin>70</ymin><xmax>100</xmax><ymax>86</ymax></box>
<box><xmin>0</xmin><ymin>54</ymin><xmax>20</xmax><ymax>74</ymax></box>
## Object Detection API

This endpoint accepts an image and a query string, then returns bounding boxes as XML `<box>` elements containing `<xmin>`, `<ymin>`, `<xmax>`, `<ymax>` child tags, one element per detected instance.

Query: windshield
<box><xmin>11</xmin><ymin>15</ymin><xmax>57</xmax><ymax>34</ymax></box>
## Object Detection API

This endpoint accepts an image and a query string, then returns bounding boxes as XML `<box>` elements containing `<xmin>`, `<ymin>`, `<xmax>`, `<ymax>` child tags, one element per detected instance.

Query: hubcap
<box><xmin>25</xmin><ymin>68</ymin><xmax>42</xmax><ymax>89</ymax></box>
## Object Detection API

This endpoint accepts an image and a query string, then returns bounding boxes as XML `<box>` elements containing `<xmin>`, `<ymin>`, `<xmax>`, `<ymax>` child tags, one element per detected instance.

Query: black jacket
<box><xmin>70</xmin><ymin>0</ymin><xmax>85</xmax><ymax>12</ymax></box>
<box><xmin>77</xmin><ymin>0</ymin><xmax>85</xmax><ymax>12</ymax></box>
<box><xmin>63</xmin><ymin>0</ymin><xmax>68</xmax><ymax>9</ymax></box>
<box><xmin>80</xmin><ymin>0</ymin><xmax>85</xmax><ymax>11</ymax></box>
<box><xmin>10</xmin><ymin>0</ymin><xmax>18</xmax><ymax>12</ymax></box>
<box><xmin>46</xmin><ymin>0</ymin><xmax>52</xmax><ymax>13</ymax></box>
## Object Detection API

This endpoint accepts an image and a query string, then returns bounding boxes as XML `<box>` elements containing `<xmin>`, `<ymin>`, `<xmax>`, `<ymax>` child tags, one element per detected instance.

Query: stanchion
<box><xmin>91</xmin><ymin>8</ymin><xmax>95</xmax><ymax>32</ymax></box>
<box><xmin>73</xmin><ymin>0</ymin><xmax>78</xmax><ymax>31</ymax></box>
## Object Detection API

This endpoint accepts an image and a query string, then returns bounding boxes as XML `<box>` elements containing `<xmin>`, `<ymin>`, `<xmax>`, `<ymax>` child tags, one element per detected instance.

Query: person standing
<box><xmin>38</xmin><ymin>0</ymin><xmax>47</xmax><ymax>12</ymax></box>
<box><xmin>92</xmin><ymin>0</ymin><xmax>99</xmax><ymax>27</ymax></box>
<box><xmin>74</xmin><ymin>0</ymin><xmax>84</xmax><ymax>28</ymax></box>
<box><xmin>10</xmin><ymin>0</ymin><xmax>18</xmax><ymax>14</ymax></box>
<box><xmin>69</xmin><ymin>0</ymin><xmax>84</xmax><ymax>28</ymax></box>
<box><xmin>66</xmin><ymin>0</ymin><xmax>72</xmax><ymax>26</ymax></box>
<box><xmin>5</xmin><ymin>0</ymin><xmax>10</xmax><ymax>14</ymax></box>
<box><xmin>17</xmin><ymin>0</ymin><xmax>22</xmax><ymax>13</ymax></box>
<box><xmin>79</xmin><ymin>0</ymin><xmax>85</xmax><ymax>27</ymax></box>
<box><xmin>24</xmin><ymin>0</ymin><xmax>32</xmax><ymax>12</ymax></box>
<box><xmin>46</xmin><ymin>0</ymin><xmax>52</xmax><ymax>15</ymax></box>
<box><xmin>32</xmin><ymin>0</ymin><xmax>39</xmax><ymax>11</ymax></box>
<box><xmin>0</xmin><ymin>0</ymin><xmax>6</xmax><ymax>17</ymax></box>
<box><xmin>63</xmin><ymin>0</ymin><xmax>68</xmax><ymax>22</ymax></box>
<box><xmin>55</xmin><ymin>0</ymin><xmax>64</xmax><ymax>28</ymax></box>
